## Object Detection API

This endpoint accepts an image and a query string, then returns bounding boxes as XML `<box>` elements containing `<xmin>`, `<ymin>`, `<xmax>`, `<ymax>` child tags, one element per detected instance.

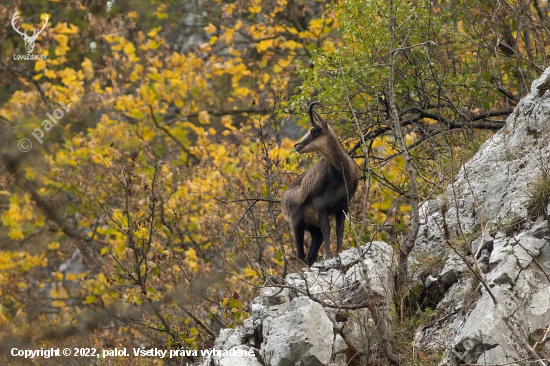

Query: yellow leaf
<box><xmin>281</xmin><ymin>138</ymin><xmax>294</xmax><ymax>149</ymax></box>
<box><xmin>148</xmin><ymin>27</ymin><xmax>162</xmax><ymax>38</ymax></box>
<box><xmin>249</xmin><ymin>5</ymin><xmax>262</xmax><ymax>13</ymax></box>
<box><xmin>184</xmin><ymin>248</ymin><xmax>197</xmax><ymax>261</ymax></box>
<box><xmin>221</xmin><ymin>115</ymin><xmax>236</xmax><ymax>131</ymax></box>
<box><xmin>24</xmin><ymin>167</ymin><xmax>35</xmax><ymax>180</ymax></box>
<box><xmin>198</xmin><ymin>110</ymin><xmax>210</xmax><ymax>124</ymax></box>
<box><xmin>224</xmin><ymin>28</ymin><xmax>235</xmax><ymax>44</ymax></box>
<box><xmin>52</xmin><ymin>300</ymin><xmax>65</xmax><ymax>308</ymax></box>
<box><xmin>225</xmin><ymin>4</ymin><xmax>236</xmax><ymax>14</ymax></box>
<box><xmin>48</xmin><ymin>242</ymin><xmax>60</xmax><ymax>250</ymax></box>
<box><xmin>35</xmin><ymin>59</ymin><xmax>46</xmax><ymax>72</ymax></box>
<box><xmin>256</xmin><ymin>39</ymin><xmax>273</xmax><ymax>53</ymax></box>
<box><xmin>81</xmin><ymin>57</ymin><xmax>94</xmax><ymax>80</ymax></box>
<box><xmin>128</xmin><ymin>11</ymin><xmax>139</xmax><ymax>19</ymax></box>
<box><xmin>242</xmin><ymin>267</ymin><xmax>257</xmax><ymax>278</ymax></box>
<box><xmin>309</xmin><ymin>19</ymin><xmax>324</xmax><ymax>32</ymax></box>
<box><xmin>8</xmin><ymin>228</ymin><xmax>24</xmax><ymax>240</ymax></box>
<box><xmin>199</xmin><ymin>43</ymin><xmax>211</xmax><ymax>52</ymax></box>
<box><xmin>53</xmin><ymin>34</ymin><xmax>70</xmax><ymax>56</ymax></box>
<box><xmin>204</xmin><ymin>23</ymin><xmax>216</xmax><ymax>34</ymax></box>
<box><xmin>53</xmin><ymin>22</ymin><xmax>79</xmax><ymax>34</ymax></box>
<box><xmin>278</xmin><ymin>57</ymin><xmax>292</xmax><ymax>68</ymax></box>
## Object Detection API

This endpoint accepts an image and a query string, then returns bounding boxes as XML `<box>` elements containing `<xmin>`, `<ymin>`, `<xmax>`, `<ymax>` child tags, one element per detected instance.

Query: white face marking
<box><xmin>299</xmin><ymin>134</ymin><xmax>329</xmax><ymax>154</ymax></box>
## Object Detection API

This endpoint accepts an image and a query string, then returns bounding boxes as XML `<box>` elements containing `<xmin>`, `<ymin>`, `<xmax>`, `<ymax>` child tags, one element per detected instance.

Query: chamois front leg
<box><xmin>292</xmin><ymin>220</ymin><xmax>306</xmax><ymax>263</ymax></box>
<box><xmin>335</xmin><ymin>211</ymin><xmax>345</xmax><ymax>253</ymax></box>
<box><xmin>317</xmin><ymin>209</ymin><xmax>333</xmax><ymax>259</ymax></box>
<box><xmin>307</xmin><ymin>226</ymin><xmax>324</xmax><ymax>266</ymax></box>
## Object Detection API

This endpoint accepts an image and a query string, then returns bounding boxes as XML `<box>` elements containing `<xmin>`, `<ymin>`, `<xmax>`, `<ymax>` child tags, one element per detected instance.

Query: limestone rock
<box><xmin>487</xmin><ymin>255</ymin><xmax>520</xmax><ymax>285</ymax></box>
<box><xmin>413</xmin><ymin>67</ymin><xmax>550</xmax><ymax>365</ymax></box>
<box><xmin>338</xmin><ymin>247</ymin><xmax>361</xmax><ymax>271</ymax></box>
<box><xmin>340</xmin><ymin>309</ymin><xmax>374</xmax><ymax>354</ymax></box>
<box><xmin>489</xmin><ymin>236</ymin><xmax>513</xmax><ymax>266</ymax></box>
<box><xmin>332</xmin><ymin>334</ymin><xmax>347</xmax><ymax>354</ymax></box>
<box><xmin>214</xmin><ymin>327</ymin><xmax>243</xmax><ymax>351</ymax></box>
<box><xmin>260</xmin><ymin>286</ymin><xmax>290</xmax><ymax>306</ymax></box>
<box><xmin>260</xmin><ymin>296</ymin><xmax>334</xmax><ymax>366</ymax></box>
<box><xmin>439</xmin><ymin>253</ymin><xmax>468</xmax><ymax>287</ymax></box>
<box><xmin>530</xmin><ymin>218</ymin><xmax>550</xmax><ymax>239</ymax></box>
<box><xmin>201</xmin><ymin>345</ymin><xmax>262</xmax><ymax>366</ymax></box>
<box><xmin>471</xmin><ymin>234</ymin><xmax>494</xmax><ymax>256</ymax></box>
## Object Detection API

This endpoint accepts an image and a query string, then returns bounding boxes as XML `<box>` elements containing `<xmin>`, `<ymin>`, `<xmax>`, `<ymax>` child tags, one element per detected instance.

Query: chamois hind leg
<box><xmin>306</xmin><ymin>226</ymin><xmax>324</xmax><ymax>266</ymax></box>
<box><xmin>335</xmin><ymin>211</ymin><xmax>346</xmax><ymax>253</ymax></box>
<box><xmin>317</xmin><ymin>209</ymin><xmax>333</xmax><ymax>259</ymax></box>
<box><xmin>292</xmin><ymin>220</ymin><xmax>306</xmax><ymax>263</ymax></box>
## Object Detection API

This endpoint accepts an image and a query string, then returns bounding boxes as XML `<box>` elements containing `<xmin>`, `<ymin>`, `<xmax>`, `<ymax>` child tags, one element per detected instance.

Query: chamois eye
<box><xmin>310</xmin><ymin>127</ymin><xmax>319</xmax><ymax>136</ymax></box>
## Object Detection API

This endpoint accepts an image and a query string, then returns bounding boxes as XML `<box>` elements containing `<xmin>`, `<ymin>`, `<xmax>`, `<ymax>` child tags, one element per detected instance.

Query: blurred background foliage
<box><xmin>0</xmin><ymin>0</ymin><xmax>547</xmax><ymax>363</ymax></box>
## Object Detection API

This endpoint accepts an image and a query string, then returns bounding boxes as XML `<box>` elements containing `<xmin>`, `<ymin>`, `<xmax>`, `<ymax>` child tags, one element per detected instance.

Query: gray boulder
<box><xmin>260</xmin><ymin>296</ymin><xmax>334</xmax><ymax>366</ymax></box>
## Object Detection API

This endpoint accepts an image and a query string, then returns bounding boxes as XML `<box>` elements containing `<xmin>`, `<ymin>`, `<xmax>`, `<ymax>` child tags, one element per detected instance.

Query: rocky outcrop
<box><xmin>199</xmin><ymin>68</ymin><xmax>550</xmax><ymax>366</ymax></box>
<box><xmin>199</xmin><ymin>242</ymin><xmax>395</xmax><ymax>366</ymax></box>
<box><xmin>413</xmin><ymin>68</ymin><xmax>550</xmax><ymax>364</ymax></box>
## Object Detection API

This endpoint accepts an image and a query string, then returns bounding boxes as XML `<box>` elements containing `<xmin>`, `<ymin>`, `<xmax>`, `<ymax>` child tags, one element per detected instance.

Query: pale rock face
<box><xmin>198</xmin><ymin>241</ymin><xmax>395</xmax><ymax>366</ymax></box>
<box><xmin>260</xmin><ymin>296</ymin><xmax>334</xmax><ymax>366</ymax></box>
<box><xmin>412</xmin><ymin>68</ymin><xmax>550</xmax><ymax>364</ymax></box>
<box><xmin>216</xmin><ymin>346</ymin><xmax>263</xmax><ymax>366</ymax></box>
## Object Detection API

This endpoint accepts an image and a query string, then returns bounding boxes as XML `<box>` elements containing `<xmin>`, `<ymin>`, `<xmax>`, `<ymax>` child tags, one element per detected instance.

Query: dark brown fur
<box><xmin>282</xmin><ymin>103</ymin><xmax>359</xmax><ymax>266</ymax></box>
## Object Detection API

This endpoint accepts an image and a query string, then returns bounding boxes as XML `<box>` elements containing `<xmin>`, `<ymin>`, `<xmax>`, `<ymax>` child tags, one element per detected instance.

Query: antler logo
<box><xmin>11</xmin><ymin>11</ymin><xmax>49</xmax><ymax>54</ymax></box>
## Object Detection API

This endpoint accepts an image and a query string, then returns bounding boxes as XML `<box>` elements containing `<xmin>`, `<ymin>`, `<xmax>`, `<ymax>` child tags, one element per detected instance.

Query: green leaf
<box><xmin>162</xmin><ymin>225</ymin><xmax>171</xmax><ymax>237</ymax></box>
<box><xmin>229</xmin><ymin>298</ymin><xmax>242</xmax><ymax>308</ymax></box>
<box><xmin>85</xmin><ymin>296</ymin><xmax>97</xmax><ymax>303</ymax></box>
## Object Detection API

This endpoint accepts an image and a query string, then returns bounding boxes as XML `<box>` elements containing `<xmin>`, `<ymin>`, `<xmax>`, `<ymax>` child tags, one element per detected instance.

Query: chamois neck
<box><xmin>319</xmin><ymin>132</ymin><xmax>352</xmax><ymax>171</ymax></box>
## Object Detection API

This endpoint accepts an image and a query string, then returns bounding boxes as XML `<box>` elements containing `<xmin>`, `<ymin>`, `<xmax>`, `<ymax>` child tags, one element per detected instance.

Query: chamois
<box><xmin>282</xmin><ymin>102</ymin><xmax>359</xmax><ymax>266</ymax></box>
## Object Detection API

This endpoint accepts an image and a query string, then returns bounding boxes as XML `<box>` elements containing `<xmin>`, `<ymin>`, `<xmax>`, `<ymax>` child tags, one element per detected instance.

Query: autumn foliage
<box><xmin>0</xmin><ymin>0</ymin><xmax>548</xmax><ymax>363</ymax></box>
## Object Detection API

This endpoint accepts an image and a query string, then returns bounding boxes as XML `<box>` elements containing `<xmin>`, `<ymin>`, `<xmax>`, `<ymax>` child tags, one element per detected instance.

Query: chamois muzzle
<box><xmin>294</xmin><ymin>142</ymin><xmax>304</xmax><ymax>152</ymax></box>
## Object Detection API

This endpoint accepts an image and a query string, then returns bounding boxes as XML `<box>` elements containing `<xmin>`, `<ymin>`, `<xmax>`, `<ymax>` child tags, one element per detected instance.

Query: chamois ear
<box><xmin>308</xmin><ymin>102</ymin><xmax>327</xmax><ymax>130</ymax></box>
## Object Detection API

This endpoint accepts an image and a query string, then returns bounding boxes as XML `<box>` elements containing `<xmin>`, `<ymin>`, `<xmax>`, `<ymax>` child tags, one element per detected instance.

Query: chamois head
<box><xmin>294</xmin><ymin>102</ymin><xmax>333</xmax><ymax>155</ymax></box>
